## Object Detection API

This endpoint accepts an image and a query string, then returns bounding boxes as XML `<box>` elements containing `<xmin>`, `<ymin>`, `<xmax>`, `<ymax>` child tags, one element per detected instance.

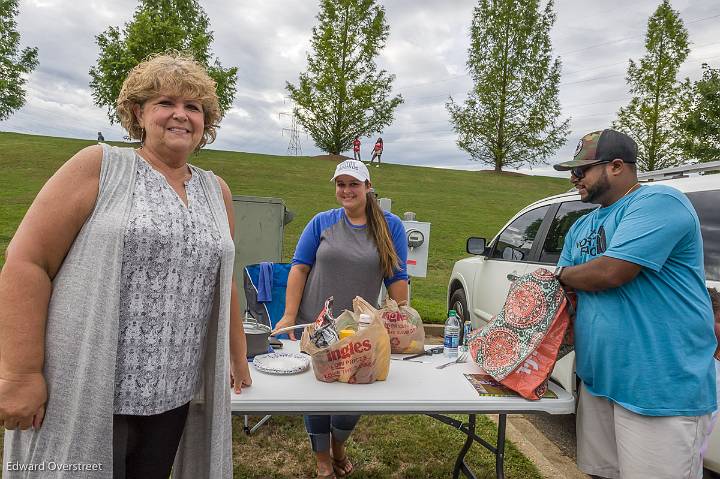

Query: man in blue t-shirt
<box><xmin>553</xmin><ymin>129</ymin><xmax>716</xmax><ymax>479</ymax></box>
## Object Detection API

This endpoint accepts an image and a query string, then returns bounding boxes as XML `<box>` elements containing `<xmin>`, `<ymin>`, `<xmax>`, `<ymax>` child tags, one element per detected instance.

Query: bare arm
<box><xmin>272</xmin><ymin>263</ymin><xmax>311</xmax><ymax>340</ymax></box>
<box><xmin>216</xmin><ymin>176</ymin><xmax>252</xmax><ymax>393</ymax></box>
<box><xmin>0</xmin><ymin>145</ymin><xmax>102</xmax><ymax>429</ymax></box>
<box><xmin>387</xmin><ymin>280</ymin><xmax>409</xmax><ymax>304</ymax></box>
<box><xmin>559</xmin><ymin>255</ymin><xmax>642</xmax><ymax>292</ymax></box>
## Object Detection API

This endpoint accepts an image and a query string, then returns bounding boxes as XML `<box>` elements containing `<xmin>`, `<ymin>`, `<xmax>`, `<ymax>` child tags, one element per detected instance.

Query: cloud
<box><xmin>2</xmin><ymin>0</ymin><xmax>718</xmax><ymax>176</ymax></box>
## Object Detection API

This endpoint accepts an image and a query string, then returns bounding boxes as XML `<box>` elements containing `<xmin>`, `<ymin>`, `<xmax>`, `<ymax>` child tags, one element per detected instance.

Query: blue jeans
<box><xmin>303</xmin><ymin>415</ymin><xmax>360</xmax><ymax>452</ymax></box>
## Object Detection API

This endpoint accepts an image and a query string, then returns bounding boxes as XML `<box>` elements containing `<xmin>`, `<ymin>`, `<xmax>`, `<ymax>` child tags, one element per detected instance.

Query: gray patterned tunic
<box><xmin>114</xmin><ymin>155</ymin><xmax>222</xmax><ymax>415</ymax></box>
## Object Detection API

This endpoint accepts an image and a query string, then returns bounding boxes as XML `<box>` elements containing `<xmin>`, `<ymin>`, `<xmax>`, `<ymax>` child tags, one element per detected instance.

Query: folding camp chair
<box><xmin>241</xmin><ymin>262</ymin><xmax>291</xmax><ymax>434</ymax></box>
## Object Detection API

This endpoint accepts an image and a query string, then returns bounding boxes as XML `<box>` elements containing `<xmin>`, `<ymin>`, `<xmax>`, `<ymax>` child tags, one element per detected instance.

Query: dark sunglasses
<box><xmin>571</xmin><ymin>160</ymin><xmax>612</xmax><ymax>179</ymax></box>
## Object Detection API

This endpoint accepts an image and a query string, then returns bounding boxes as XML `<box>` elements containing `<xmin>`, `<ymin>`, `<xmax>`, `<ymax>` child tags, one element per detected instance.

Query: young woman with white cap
<box><xmin>272</xmin><ymin>159</ymin><xmax>408</xmax><ymax>478</ymax></box>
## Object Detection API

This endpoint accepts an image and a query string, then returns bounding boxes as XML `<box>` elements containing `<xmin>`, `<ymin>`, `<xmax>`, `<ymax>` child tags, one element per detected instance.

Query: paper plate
<box><xmin>253</xmin><ymin>352</ymin><xmax>311</xmax><ymax>375</ymax></box>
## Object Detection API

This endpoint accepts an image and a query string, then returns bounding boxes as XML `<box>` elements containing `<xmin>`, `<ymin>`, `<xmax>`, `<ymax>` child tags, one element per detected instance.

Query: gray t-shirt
<box><xmin>292</xmin><ymin>208</ymin><xmax>408</xmax><ymax>324</ymax></box>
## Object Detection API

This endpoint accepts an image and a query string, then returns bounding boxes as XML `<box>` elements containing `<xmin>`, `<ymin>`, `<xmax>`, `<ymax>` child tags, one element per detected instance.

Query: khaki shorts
<box><xmin>577</xmin><ymin>382</ymin><xmax>711</xmax><ymax>479</ymax></box>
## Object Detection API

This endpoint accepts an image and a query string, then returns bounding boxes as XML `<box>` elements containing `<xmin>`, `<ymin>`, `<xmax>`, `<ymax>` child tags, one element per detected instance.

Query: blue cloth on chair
<box><xmin>258</xmin><ymin>261</ymin><xmax>274</xmax><ymax>302</ymax></box>
<box><xmin>244</xmin><ymin>263</ymin><xmax>292</xmax><ymax>340</ymax></box>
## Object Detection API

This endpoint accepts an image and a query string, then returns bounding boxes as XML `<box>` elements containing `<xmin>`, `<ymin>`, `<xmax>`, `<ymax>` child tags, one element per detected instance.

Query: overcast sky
<box><xmin>3</xmin><ymin>0</ymin><xmax>719</xmax><ymax>177</ymax></box>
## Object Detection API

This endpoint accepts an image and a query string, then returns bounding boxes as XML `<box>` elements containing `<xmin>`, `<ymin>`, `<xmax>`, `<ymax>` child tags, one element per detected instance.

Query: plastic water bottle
<box><xmin>444</xmin><ymin>310</ymin><xmax>460</xmax><ymax>358</ymax></box>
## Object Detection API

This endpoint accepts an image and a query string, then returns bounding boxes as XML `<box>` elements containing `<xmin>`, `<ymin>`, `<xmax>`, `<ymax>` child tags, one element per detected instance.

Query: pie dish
<box><xmin>252</xmin><ymin>352</ymin><xmax>311</xmax><ymax>375</ymax></box>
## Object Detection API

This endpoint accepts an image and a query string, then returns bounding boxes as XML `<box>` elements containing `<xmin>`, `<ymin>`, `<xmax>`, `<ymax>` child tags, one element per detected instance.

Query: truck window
<box><xmin>491</xmin><ymin>205</ymin><xmax>551</xmax><ymax>261</ymax></box>
<box><xmin>539</xmin><ymin>201</ymin><xmax>596</xmax><ymax>264</ymax></box>
<box><xmin>686</xmin><ymin>190</ymin><xmax>720</xmax><ymax>281</ymax></box>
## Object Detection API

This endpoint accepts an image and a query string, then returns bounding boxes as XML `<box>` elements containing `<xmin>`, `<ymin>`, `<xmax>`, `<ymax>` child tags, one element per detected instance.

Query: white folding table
<box><xmin>231</xmin><ymin>341</ymin><xmax>575</xmax><ymax>479</ymax></box>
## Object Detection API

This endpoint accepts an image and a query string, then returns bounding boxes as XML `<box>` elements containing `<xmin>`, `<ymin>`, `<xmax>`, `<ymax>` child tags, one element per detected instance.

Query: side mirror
<box><xmin>466</xmin><ymin>237</ymin><xmax>487</xmax><ymax>255</ymax></box>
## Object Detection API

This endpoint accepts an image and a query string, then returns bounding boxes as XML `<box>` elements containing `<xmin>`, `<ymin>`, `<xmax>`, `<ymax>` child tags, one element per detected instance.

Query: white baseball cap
<box><xmin>330</xmin><ymin>159</ymin><xmax>371</xmax><ymax>183</ymax></box>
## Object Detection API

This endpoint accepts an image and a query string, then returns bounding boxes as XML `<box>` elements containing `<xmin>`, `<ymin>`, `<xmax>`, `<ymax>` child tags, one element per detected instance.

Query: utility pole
<box><xmin>279</xmin><ymin>100</ymin><xmax>303</xmax><ymax>156</ymax></box>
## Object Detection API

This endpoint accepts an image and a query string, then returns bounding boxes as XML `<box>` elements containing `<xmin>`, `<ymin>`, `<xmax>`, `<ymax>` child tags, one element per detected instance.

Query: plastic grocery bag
<box><xmin>356</xmin><ymin>296</ymin><xmax>425</xmax><ymax>354</ymax></box>
<box><xmin>468</xmin><ymin>268</ymin><xmax>575</xmax><ymax>400</ymax></box>
<box><xmin>301</xmin><ymin>301</ymin><xmax>391</xmax><ymax>384</ymax></box>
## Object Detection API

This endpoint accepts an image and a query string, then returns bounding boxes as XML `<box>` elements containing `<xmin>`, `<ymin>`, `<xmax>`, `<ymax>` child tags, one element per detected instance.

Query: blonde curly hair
<box><xmin>116</xmin><ymin>52</ymin><xmax>221</xmax><ymax>150</ymax></box>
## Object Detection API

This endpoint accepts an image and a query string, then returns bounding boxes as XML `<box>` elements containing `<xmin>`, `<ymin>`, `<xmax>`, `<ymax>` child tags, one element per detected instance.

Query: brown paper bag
<box><xmin>301</xmin><ymin>307</ymin><xmax>391</xmax><ymax>384</ymax></box>
<box><xmin>355</xmin><ymin>296</ymin><xmax>425</xmax><ymax>354</ymax></box>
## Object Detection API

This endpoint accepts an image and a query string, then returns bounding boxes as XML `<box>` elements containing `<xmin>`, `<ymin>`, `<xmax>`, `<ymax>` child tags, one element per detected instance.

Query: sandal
<box><xmin>332</xmin><ymin>456</ymin><xmax>353</xmax><ymax>477</ymax></box>
<box><xmin>317</xmin><ymin>460</ymin><xmax>336</xmax><ymax>479</ymax></box>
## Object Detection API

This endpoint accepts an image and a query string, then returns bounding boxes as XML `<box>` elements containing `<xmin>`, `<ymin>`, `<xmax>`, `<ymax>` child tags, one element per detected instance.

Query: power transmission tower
<box><xmin>279</xmin><ymin>106</ymin><xmax>303</xmax><ymax>156</ymax></box>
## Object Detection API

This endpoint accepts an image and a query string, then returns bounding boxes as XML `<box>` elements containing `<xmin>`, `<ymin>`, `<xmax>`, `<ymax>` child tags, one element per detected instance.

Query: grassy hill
<box><xmin>0</xmin><ymin>131</ymin><xmax>563</xmax><ymax>477</ymax></box>
<box><xmin>0</xmin><ymin>131</ymin><xmax>570</xmax><ymax>323</ymax></box>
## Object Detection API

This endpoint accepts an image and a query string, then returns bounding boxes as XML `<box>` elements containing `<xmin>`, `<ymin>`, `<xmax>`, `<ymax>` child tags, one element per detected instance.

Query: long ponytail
<box><xmin>365</xmin><ymin>188</ymin><xmax>399</xmax><ymax>278</ymax></box>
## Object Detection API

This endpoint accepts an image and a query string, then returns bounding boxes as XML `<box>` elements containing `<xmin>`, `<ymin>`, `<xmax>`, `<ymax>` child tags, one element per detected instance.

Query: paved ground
<box><xmin>492</xmin><ymin>415</ymin><xmax>588</xmax><ymax>479</ymax></box>
<box><xmin>523</xmin><ymin>412</ymin><xmax>577</xmax><ymax>461</ymax></box>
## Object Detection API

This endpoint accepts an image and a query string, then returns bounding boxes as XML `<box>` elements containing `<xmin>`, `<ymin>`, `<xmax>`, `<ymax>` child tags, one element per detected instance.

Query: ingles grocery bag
<box><xmin>356</xmin><ymin>297</ymin><xmax>425</xmax><ymax>354</ymax></box>
<box><xmin>301</xmin><ymin>305</ymin><xmax>391</xmax><ymax>384</ymax></box>
<box><xmin>468</xmin><ymin>268</ymin><xmax>574</xmax><ymax>400</ymax></box>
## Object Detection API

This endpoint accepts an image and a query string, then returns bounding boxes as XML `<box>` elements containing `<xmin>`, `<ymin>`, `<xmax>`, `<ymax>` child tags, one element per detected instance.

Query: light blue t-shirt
<box><xmin>559</xmin><ymin>184</ymin><xmax>716</xmax><ymax>416</ymax></box>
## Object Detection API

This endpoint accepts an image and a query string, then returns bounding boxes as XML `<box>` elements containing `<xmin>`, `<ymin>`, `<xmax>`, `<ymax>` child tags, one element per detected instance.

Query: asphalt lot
<box><xmin>524</xmin><ymin>412</ymin><xmax>577</xmax><ymax>461</ymax></box>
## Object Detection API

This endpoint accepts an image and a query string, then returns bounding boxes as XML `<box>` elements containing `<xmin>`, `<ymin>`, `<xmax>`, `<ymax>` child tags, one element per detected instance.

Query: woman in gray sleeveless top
<box><xmin>273</xmin><ymin>160</ymin><xmax>409</xmax><ymax>479</ymax></box>
<box><xmin>0</xmin><ymin>53</ymin><xmax>251</xmax><ymax>479</ymax></box>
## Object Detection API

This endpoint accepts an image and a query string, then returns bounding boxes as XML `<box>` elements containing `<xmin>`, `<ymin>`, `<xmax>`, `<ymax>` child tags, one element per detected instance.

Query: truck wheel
<box><xmin>450</xmin><ymin>288</ymin><xmax>468</xmax><ymax>324</ymax></box>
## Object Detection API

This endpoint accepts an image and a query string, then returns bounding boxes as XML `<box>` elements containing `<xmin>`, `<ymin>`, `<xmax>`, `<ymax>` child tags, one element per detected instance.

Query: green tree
<box><xmin>286</xmin><ymin>0</ymin><xmax>402</xmax><ymax>155</ymax></box>
<box><xmin>89</xmin><ymin>0</ymin><xmax>237</xmax><ymax>124</ymax></box>
<box><xmin>0</xmin><ymin>0</ymin><xmax>38</xmax><ymax>121</ymax></box>
<box><xmin>613</xmin><ymin>0</ymin><xmax>689</xmax><ymax>171</ymax></box>
<box><xmin>446</xmin><ymin>0</ymin><xmax>569</xmax><ymax>172</ymax></box>
<box><xmin>679</xmin><ymin>64</ymin><xmax>720</xmax><ymax>163</ymax></box>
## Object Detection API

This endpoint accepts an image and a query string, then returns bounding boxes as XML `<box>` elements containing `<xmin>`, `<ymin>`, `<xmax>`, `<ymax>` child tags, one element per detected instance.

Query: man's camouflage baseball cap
<box><xmin>553</xmin><ymin>129</ymin><xmax>638</xmax><ymax>171</ymax></box>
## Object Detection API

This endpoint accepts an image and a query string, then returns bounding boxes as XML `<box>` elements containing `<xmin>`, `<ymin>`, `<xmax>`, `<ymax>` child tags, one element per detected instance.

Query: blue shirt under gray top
<box><xmin>292</xmin><ymin>208</ymin><xmax>408</xmax><ymax>324</ymax></box>
<box><xmin>559</xmin><ymin>184</ymin><xmax>716</xmax><ymax>416</ymax></box>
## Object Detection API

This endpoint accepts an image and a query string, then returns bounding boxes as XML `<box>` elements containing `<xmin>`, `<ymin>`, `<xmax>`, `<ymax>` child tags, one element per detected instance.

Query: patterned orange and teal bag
<box><xmin>468</xmin><ymin>268</ymin><xmax>575</xmax><ymax>400</ymax></box>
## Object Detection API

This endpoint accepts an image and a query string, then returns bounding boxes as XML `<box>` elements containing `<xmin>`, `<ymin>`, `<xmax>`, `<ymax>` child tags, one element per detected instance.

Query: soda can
<box><xmin>462</xmin><ymin>320</ymin><xmax>472</xmax><ymax>350</ymax></box>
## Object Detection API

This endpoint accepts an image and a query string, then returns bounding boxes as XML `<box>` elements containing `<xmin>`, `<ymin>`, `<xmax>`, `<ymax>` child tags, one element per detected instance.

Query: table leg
<box><xmin>231</xmin><ymin>412</ymin><xmax>273</xmax><ymax>435</ymax></box>
<box><xmin>496</xmin><ymin>414</ymin><xmax>506</xmax><ymax>479</ymax></box>
<box><xmin>427</xmin><ymin>413</ymin><xmax>507</xmax><ymax>479</ymax></box>
<box><xmin>452</xmin><ymin>414</ymin><xmax>477</xmax><ymax>479</ymax></box>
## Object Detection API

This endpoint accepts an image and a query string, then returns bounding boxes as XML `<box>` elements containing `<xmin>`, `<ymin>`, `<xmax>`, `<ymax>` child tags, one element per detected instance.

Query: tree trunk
<box><xmin>648</xmin><ymin>33</ymin><xmax>666</xmax><ymax>171</ymax></box>
<box><xmin>494</xmin><ymin>16</ymin><xmax>510</xmax><ymax>174</ymax></box>
<box><xmin>330</xmin><ymin>4</ymin><xmax>351</xmax><ymax>158</ymax></box>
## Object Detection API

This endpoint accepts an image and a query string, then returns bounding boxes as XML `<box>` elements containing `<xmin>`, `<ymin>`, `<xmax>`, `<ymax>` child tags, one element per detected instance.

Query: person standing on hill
<box><xmin>272</xmin><ymin>159</ymin><xmax>408</xmax><ymax>478</ymax></box>
<box><xmin>553</xmin><ymin>128</ymin><xmax>716</xmax><ymax>479</ymax></box>
<box><xmin>368</xmin><ymin>137</ymin><xmax>383</xmax><ymax>167</ymax></box>
<box><xmin>352</xmin><ymin>136</ymin><xmax>361</xmax><ymax>161</ymax></box>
